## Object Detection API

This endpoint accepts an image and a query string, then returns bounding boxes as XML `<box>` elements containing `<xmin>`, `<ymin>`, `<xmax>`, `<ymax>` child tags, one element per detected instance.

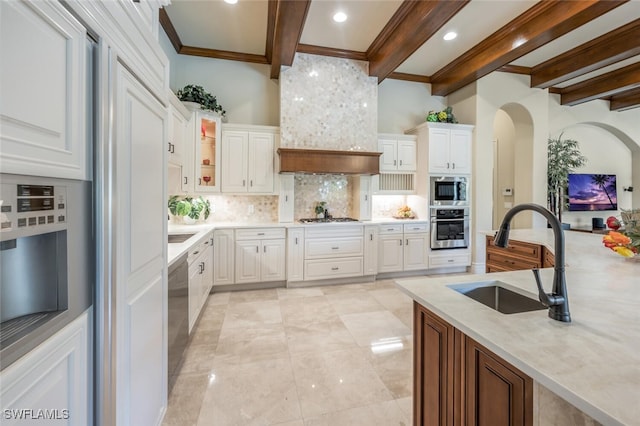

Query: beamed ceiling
<box><xmin>161</xmin><ymin>0</ymin><xmax>640</xmax><ymax>111</ymax></box>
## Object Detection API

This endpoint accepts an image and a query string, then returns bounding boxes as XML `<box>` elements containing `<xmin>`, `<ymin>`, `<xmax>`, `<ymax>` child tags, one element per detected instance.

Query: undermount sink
<box><xmin>168</xmin><ymin>233</ymin><xmax>196</xmax><ymax>244</ymax></box>
<box><xmin>447</xmin><ymin>281</ymin><xmax>547</xmax><ymax>314</ymax></box>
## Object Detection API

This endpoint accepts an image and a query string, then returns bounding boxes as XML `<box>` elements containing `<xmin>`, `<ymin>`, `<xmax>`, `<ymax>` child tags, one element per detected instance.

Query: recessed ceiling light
<box><xmin>443</xmin><ymin>31</ymin><xmax>457</xmax><ymax>41</ymax></box>
<box><xmin>224</xmin><ymin>0</ymin><xmax>238</xmax><ymax>4</ymax></box>
<box><xmin>333</xmin><ymin>11</ymin><xmax>347</xmax><ymax>23</ymax></box>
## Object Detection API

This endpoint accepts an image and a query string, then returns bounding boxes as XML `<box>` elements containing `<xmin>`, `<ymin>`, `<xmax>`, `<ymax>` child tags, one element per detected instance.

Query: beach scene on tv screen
<box><xmin>568</xmin><ymin>174</ymin><xmax>618</xmax><ymax>211</ymax></box>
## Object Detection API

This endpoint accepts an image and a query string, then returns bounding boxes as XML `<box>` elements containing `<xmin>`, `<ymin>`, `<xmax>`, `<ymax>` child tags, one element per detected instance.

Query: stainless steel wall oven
<box><xmin>430</xmin><ymin>207</ymin><xmax>469</xmax><ymax>249</ymax></box>
<box><xmin>0</xmin><ymin>174</ymin><xmax>93</xmax><ymax>369</ymax></box>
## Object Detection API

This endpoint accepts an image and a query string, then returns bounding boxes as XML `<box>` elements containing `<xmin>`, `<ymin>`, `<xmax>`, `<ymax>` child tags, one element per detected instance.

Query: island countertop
<box><xmin>395</xmin><ymin>229</ymin><xmax>639</xmax><ymax>426</ymax></box>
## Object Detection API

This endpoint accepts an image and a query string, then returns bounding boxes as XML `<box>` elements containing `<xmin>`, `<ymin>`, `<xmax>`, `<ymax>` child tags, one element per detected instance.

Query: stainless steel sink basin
<box><xmin>168</xmin><ymin>233</ymin><xmax>196</xmax><ymax>244</ymax></box>
<box><xmin>447</xmin><ymin>281</ymin><xmax>546</xmax><ymax>314</ymax></box>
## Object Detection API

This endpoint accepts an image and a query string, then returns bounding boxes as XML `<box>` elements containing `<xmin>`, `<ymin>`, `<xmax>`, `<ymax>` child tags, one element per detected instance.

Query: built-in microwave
<box><xmin>430</xmin><ymin>176</ymin><xmax>468</xmax><ymax>206</ymax></box>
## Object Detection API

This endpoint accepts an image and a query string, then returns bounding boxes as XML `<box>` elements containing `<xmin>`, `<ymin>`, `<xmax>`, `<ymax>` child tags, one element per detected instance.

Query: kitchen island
<box><xmin>395</xmin><ymin>229</ymin><xmax>639</xmax><ymax>426</ymax></box>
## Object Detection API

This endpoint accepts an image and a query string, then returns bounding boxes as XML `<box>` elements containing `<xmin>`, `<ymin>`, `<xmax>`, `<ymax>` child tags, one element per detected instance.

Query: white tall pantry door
<box><xmin>114</xmin><ymin>62</ymin><xmax>167</xmax><ymax>426</ymax></box>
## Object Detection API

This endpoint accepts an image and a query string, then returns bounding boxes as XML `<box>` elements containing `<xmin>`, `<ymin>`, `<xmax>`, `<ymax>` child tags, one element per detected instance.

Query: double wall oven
<box><xmin>430</xmin><ymin>176</ymin><xmax>469</xmax><ymax>249</ymax></box>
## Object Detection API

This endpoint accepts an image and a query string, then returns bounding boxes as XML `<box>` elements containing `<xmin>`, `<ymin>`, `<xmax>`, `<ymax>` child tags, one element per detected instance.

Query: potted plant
<box><xmin>547</xmin><ymin>133</ymin><xmax>587</xmax><ymax>226</ymax></box>
<box><xmin>168</xmin><ymin>195</ymin><xmax>211</xmax><ymax>224</ymax></box>
<box><xmin>176</xmin><ymin>84</ymin><xmax>226</xmax><ymax>118</ymax></box>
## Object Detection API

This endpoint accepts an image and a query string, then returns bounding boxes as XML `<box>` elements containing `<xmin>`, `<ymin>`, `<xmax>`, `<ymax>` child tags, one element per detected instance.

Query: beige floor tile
<box><xmin>197</xmin><ymin>304</ymin><xmax>227</xmax><ymax>330</ymax></box>
<box><xmin>368</xmin><ymin>287</ymin><xmax>414</xmax><ymax>312</ymax></box>
<box><xmin>163</xmin><ymin>373</ymin><xmax>208</xmax><ymax>426</ymax></box>
<box><xmin>221</xmin><ymin>300</ymin><xmax>282</xmax><ymax>330</ymax></box>
<box><xmin>215</xmin><ymin>324</ymin><xmax>288</xmax><ymax>364</ymax></box>
<box><xmin>284</xmin><ymin>320</ymin><xmax>358</xmax><ymax>355</ymax></box>
<box><xmin>392</xmin><ymin>307</ymin><xmax>414</xmax><ymax>330</ymax></box>
<box><xmin>189</xmin><ymin>327</ymin><xmax>221</xmax><ymax>347</ymax></box>
<box><xmin>340</xmin><ymin>310</ymin><xmax>411</xmax><ymax>348</ymax></box>
<box><xmin>228</xmin><ymin>288</ymin><xmax>279</xmax><ymax>304</ymax></box>
<box><xmin>178</xmin><ymin>343</ymin><xmax>217</xmax><ymax>375</ymax></box>
<box><xmin>320</xmin><ymin>283</ymin><xmax>368</xmax><ymax>295</ymax></box>
<box><xmin>304</xmin><ymin>400</ymin><xmax>411</xmax><ymax>426</ymax></box>
<box><xmin>280</xmin><ymin>296</ymin><xmax>338</xmax><ymax>325</ymax></box>
<box><xmin>207</xmin><ymin>291</ymin><xmax>230</xmax><ymax>306</ymax></box>
<box><xmin>290</xmin><ymin>348</ymin><xmax>393</xmax><ymax>418</ymax></box>
<box><xmin>325</xmin><ymin>290</ymin><xmax>385</xmax><ymax>315</ymax></box>
<box><xmin>276</xmin><ymin>287</ymin><xmax>325</xmax><ymax>299</ymax></box>
<box><xmin>272</xmin><ymin>421</ymin><xmax>304</xmax><ymax>426</ymax></box>
<box><xmin>395</xmin><ymin>397</ymin><xmax>413</xmax><ymax>419</ymax></box>
<box><xmin>362</xmin><ymin>336</ymin><xmax>413</xmax><ymax>399</ymax></box>
<box><xmin>197</xmin><ymin>357</ymin><xmax>302</xmax><ymax>426</ymax></box>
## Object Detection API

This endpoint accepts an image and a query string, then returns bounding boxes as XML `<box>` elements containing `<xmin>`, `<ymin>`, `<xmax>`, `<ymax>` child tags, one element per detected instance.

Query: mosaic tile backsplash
<box><xmin>280</xmin><ymin>53</ymin><xmax>378</xmax><ymax>151</ymax></box>
<box><xmin>169</xmin><ymin>194</ymin><xmax>279</xmax><ymax>224</ymax></box>
<box><xmin>294</xmin><ymin>175</ymin><xmax>353</xmax><ymax>220</ymax></box>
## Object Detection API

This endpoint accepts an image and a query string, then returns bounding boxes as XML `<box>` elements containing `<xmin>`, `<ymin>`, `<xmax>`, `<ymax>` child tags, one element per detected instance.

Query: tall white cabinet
<box><xmin>411</xmin><ymin>123</ymin><xmax>473</xmax><ymax>175</ymax></box>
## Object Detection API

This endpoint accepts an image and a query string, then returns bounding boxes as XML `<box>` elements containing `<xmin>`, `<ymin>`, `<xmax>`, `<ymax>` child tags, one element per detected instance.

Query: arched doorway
<box><xmin>492</xmin><ymin>103</ymin><xmax>534</xmax><ymax>229</ymax></box>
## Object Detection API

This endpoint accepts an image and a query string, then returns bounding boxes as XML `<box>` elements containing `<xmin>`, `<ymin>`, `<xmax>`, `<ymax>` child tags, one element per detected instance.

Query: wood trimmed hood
<box><xmin>277</xmin><ymin>148</ymin><xmax>381</xmax><ymax>175</ymax></box>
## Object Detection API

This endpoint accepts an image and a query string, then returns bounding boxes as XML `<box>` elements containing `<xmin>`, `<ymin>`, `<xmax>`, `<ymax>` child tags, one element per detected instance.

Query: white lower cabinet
<box><xmin>378</xmin><ymin>223</ymin><xmax>429</xmax><ymax>273</ymax></box>
<box><xmin>428</xmin><ymin>250</ymin><xmax>471</xmax><ymax>268</ymax></box>
<box><xmin>303</xmin><ymin>225</ymin><xmax>364</xmax><ymax>281</ymax></box>
<box><xmin>0</xmin><ymin>309</ymin><xmax>91</xmax><ymax>426</ymax></box>
<box><xmin>364</xmin><ymin>225</ymin><xmax>379</xmax><ymax>275</ymax></box>
<box><xmin>287</xmin><ymin>227</ymin><xmax>305</xmax><ymax>282</ymax></box>
<box><xmin>188</xmin><ymin>233</ymin><xmax>213</xmax><ymax>333</ymax></box>
<box><xmin>213</xmin><ymin>229</ymin><xmax>235</xmax><ymax>286</ymax></box>
<box><xmin>234</xmin><ymin>228</ymin><xmax>286</xmax><ymax>284</ymax></box>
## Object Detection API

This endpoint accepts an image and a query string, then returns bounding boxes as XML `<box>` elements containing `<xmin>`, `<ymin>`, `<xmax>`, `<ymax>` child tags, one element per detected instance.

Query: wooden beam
<box><xmin>430</xmin><ymin>1</ymin><xmax>628</xmax><ymax>96</ymax></box>
<box><xmin>497</xmin><ymin>65</ymin><xmax>531</xmax><ymax>75</ymax></box>
<box><xmin>367</xmin><ymin>0</ymin><xmax>469</xmax><ymax>83</ymax></box>
<box><xmin>297</xmin><ymin>44</ymin><xmax>367</xmax><ymax>61</ymax></box>
<box><xmin>609</xmin><ymin>87</ymin><xmax>640</xmax><ymax>111</ymax></box>
<box><xmin>548</xmin><ymin>87</ymin><xmax>563</xmax><ymax>95</ymax></box>
<box><xmin>388</xmin><ymin>72</ymin><xmax>431</xmax><ymax>84</ymax></box>
<box><xmin>265</xmin><ymin>0</ymin><xmax>278</xmax><ymax>63</ymax></box>
<box><xmin>179</xmin><ymin>46</ymin><xmax>268</xmax><ymax>64</ymax></box>
<box><xmin>559</xmin><ymin>62</ymin><xmax>640</xmax><ymax>106</ymax></box>
<box><xmin>270</xmin><ymin>0</ymin><xmax>311</xmax><ymax>79</ymax></box>
<box><xmin>159</xmin><ymin>8</ymin><xmax>182</xmax><ymax>53</ymax></box>
<box><xmin>531</xmin><ymin>19</ymin><xmax>640</xmax><ymax>88</ymax></box>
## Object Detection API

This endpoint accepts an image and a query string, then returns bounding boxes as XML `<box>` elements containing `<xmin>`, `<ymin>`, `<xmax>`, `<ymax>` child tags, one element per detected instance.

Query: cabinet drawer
<box><xmin>305</xmin><ymin>237</ymin><xmax>364</xmax><ymax>259</ymax></box>
<box><xmin>235</xmin><ymin>227</ymin><xmax>285</xmax><ymax>240</ymax></box>
<box><xmin>378</xmin><ymin>224</ymin><xmax>403</xmax><ymax>234</ymax></box>
<box><xmin>429</xmin><ymin>253</ymin><xmax>471</xmax><ymax>268</ymax></box>
<box><xmin>486</xmin><ymin>251</ymin><xmax>540</xmax><ymax>270</ymax></box>
<box><xmin>305</xmin><ymin>225</ymin><xmax>363</xmax><ymax>238</ymax></box>
<box><xmin>188</xmin><ymin>235</ymin><xmax>212</xmax><ymax>260</ymax></box>
<box><xmin>403</xmin><ymin>223</ymin><xmax>428</xmax><ymax>233</ymax></box>
<box><xmin>304</xmin><ymin>257</ymin><xmax>363</xmax><ymax>280</ymax></box>
<box><xmin>487</xmin><ymin>236</ymin><xmax>541</xmax><ymax>261</ymax></box>
<box><xmin>543</xmin><ymin>247</ymin><xmax>555</xmax><ymax>268</ymax></box>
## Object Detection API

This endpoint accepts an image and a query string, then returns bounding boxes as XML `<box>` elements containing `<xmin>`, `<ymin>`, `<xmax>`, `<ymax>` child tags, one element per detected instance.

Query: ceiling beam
<box><xmin>367</xmin><ymin>0</ymin><xmax>470</xmax><ymax>83</ymax></box>
<box><xmin>265</xmin><ymin>0</ymin><xmax>278</xmax><ymax>64</ymax></box>
<box><xmin>179</xmin><ymin>46</ymin><xmax>268</xmax><ymax>64</ymax></box>
<box><xmin>531</xmin><ymin>19</ymin><xmax>640</xmax><ymax>88</ymax></box>
<box><xmin>159</xmin><ymin>8</ymin><xmax>182</xmax><ymax>53</ymax></box>
<box><xmin>388</xmin><ymin>72</ymin><xmax>431</xmax><ymax>84</ymax></box>
<box><xmin>609</xmin><ymin>87</ymin><xmax>640</xmax><ymax>111</ymax></box>
<box><xmin>297</xmin><ymin>44</ymin><xmax>367</xmax><ymax>61</ymax></box>
<box><xmin>430</xmin><ymin>0</ymin><xmax>628</xmax><ymax>96</ymax></box>
<box><xmin>559</xmin><ymin>61</ymin><xmax>640</xmax><ymax>106</ymax></box>
<box><xmin>270</xmin><ymin>0</ymin><xmax>311</xmax><ymax>79</ymax></box>
<box><xmin>497</xmin><ymin>65</ymin><xmax>531</xmax><ymax>75</ymax></box>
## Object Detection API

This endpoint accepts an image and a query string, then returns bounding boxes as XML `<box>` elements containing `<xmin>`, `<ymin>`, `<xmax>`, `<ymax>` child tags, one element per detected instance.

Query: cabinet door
<box><xmin>221</xmin><ymin>130</ymin><xmax>249</xmax><ymax>192</ymax></box>
<box><xmin>356</xmin><ymin>175</ymin><xmax>372</xmax><ymax>221</ymax></box>
<box><xmin>195</xmin><ymin>113</ymin><xmax>222</xmax><ymax>192</ymax></box>
<box><xmin>397</xmin><ymin>139</ymin><xmax>416</xmax><ymax>172</ymax></box>
<box><xmin>428</xmin><ymin>128</ymin><xmax>451</xmax><ymax>174</ymax></box>
<box><xmin>465</xmin><ymin>337</ymin><xmax>533</xmax><ymax>426</ymax></box>
<box><xmin>168</xmin><ymin>105</ymin><xmax>185</xmax><ymax>165</ymax></box>
<box><xmin>377</xmin><ymin>234</ymin><xmax>404</xmax><ymax>273</ymax></box>
<box><xmin>261</xmin><ymin>239</ymin><xmax>286</xmax><ymax>282</ymax></box>
<box><xmin>404</xmin><ymin>233</ymin><xmax>428</xmax><ymax>270</ymax></box>
<box><xmin>287</xmin><ymin>228</ymin><xmax>305</xmax><ymax>282</ymax></box>
<box><xmin>235</xmin><ymin>240</ymin><xmax>261</xmax><ymax>284</ymax></box>
<box><xmin>213</xmin><ymin>230</ymin><xmax>235</xmax><ymax>285</ymax></box>
<box><xmin>278</xmin><ymin>174</ymin><xmax>295</xmax><ymax>223</ymax></box>
<box><xmin>449</xmin><ymin>129</ymin><xmax>471</xmax><ymax>174</ymax></box>
<box><xmin>0</xmin><ymin>1</ymin><xmax>87</xmax><ymax>180</ymax></box>
<box><xmin>248</xmin><ymin>132</ymin><xmax>275</xmax><ymax>193</ymax></box>
<box><xmin>364</xmin><ymin>225</ymin><xmax>378</xmax><ymax>275</ymax></box>
<box><xmin>201</xmin><ymin>238</ymin><xmax>214</xmax><ymax>301</ymax></box>
<box><xmin>378</xmin><ymin>139</ymin><xmax>398</xmax><ymax>171</ymax></box>
<box><xmin>188</xmin><ymin>258</ymin><xmax>203</xmax><ymax>333</ymax></box>
<box><xmin>414</xmin><ymin>303</ymin><xmax>455</xmax><ymax>426</ymax></box>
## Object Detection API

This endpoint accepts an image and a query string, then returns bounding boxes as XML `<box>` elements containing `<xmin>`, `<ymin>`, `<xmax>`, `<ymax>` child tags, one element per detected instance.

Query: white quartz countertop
<box><xmin>395</xmin><ymin>229</ymin><xmax>639</xmax><ymax>426</ymax></box>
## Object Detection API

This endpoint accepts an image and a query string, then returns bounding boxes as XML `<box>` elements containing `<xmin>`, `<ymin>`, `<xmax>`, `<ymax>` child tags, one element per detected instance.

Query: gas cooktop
<box><xmin>298</xmin><ymin>217</ymin><xmax>360</xmax><ymax>224</ymax></box>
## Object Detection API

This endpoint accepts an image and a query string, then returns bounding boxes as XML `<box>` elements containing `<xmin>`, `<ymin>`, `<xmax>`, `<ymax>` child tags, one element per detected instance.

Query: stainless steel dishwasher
<box><xmin>167</xmin><ymin>253</ymin><xmax>188</xmax><ymax>393</ymax></box>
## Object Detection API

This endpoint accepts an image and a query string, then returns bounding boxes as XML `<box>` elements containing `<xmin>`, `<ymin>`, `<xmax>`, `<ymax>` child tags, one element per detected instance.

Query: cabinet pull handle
<box><xmin>204</xmin><ymin>240</ymin><xmax>210</xmax><ymax>245</ymax></box>
<box><xmin>184</xmin><ymin>177</ymin><xmax>188</xmax><ymax>185</ymax></box>
<box><xmin>364</xmin><ymin>195</ymin><xmax>368</xmax><ymax>201</ymax></box>
<box><xmin>452</xmin><ymin>163</ymin><xmax>456</xmax><ymax>169</ymax></box>
<box><xmin>399</xmin><ymin>239</ymin><xmax>403</xmax><ymax>246</ymax></box>
<box><xmin>448</xmin><ymin>259</ymin><xmax>454</xmax><ymax>263</ymax></box>
<box><xmin>331</xmin><ymin>267</ymin><xmax>339</xmax><ymax>271</ymax></box>
<box><xmin>168</xmin><ymin>142</ymin><xmax>171</xmax><ymax>152</ymax></box>
<box><xmin>370</xmin><ymin>234</ymin><xmax>373</xmax><ymax>241</ymax></box>
<box><xmin>257</xmin><ymin>232</ymin><xmax>265</xmax><ymax>236</ymax></box>
<box><xmin>198</xmin><ymin>178</ymin><xmax>202</xmax><ymax>185</ymax></box>
<box><xmin>295</xmin><ymin>237</ymin><xmax>298</xmax><ymax>244</ymax></box>
<box><xmin>447</xmin><ymin>162</ymin><xmax>450</xmax><ymax>169</ymax></box>
<box><xmin>399</xmin><ymin>160</ymin><xmax>402</xmax><ymax>166</ymax></box>
<box><xmin>285</xmin><ymin>195</ymin><xmax>288</xmax><ymax>202</ymax></box>
<box><xmin>170</xmin><ymin>143</ymin><xmax>175</xmax><ymax>154</ymax></box>
<box><xmin>256</xmin><ymin>246</ymin><xmax>259</xmax><ymax>253</ymax></box>
<box><xmin>193</xmin><ymin>250</ymin><xmax>199</xmax><ymax>256</ymax></box>
<box><xmin>387</xmin><ymin>228</ymin><xmax>394</xmax><ymax>231</ymax></box>
<box><xmin>210</xmin><ymin>238</ymin><xmax>214</xmax><ymax>245</ymax></box>
<box><xmin>250</xmin><ymin>180</ymin><xmax>253</xmax><ymax>187</ymax></box>
<box><xmin>393</xmin><ymin>160</ymin><xmax>397</xmax><ymax>166</ymax></box>
<box><xmin>331</xmin><ymin>246</ymin><xmax>339</xmax><ymax>250</ymax></box>
<box><xmin>264</xmin><ymin>245</ymin><xmax>266</xmax><ymax>253</ymax></box>
<box><xmin>406</xmin><ymin>239</ymin><xmax>409</xmax><ymax>245</ymax></box>
<box><xmin>243</xmin><ymin>179</ymin><xmax>246</xmax><ymax>187</ymax></box>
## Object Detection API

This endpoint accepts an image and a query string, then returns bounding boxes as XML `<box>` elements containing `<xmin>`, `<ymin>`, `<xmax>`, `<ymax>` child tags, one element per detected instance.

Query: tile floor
<box><xmin>163</xmin><ymin>279</ymin><xmax>415</xmax><ymax>426</ymax></box>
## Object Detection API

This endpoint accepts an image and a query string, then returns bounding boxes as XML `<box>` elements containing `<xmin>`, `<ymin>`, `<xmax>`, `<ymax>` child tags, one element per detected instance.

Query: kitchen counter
<box><xmin>395</xmin><ymin>229</ymin><xmax>639</xmax><ymax>425</ymax></box>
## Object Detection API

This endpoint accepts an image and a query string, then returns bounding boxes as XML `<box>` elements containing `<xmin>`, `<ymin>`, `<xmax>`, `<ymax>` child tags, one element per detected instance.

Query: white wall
<box><xmin>377</xmin><ymin>79</ymin><xmax>445</xmax><ymax>133</ymax></box>
<box><xmin>493</xmin><ymin>110</ymin><xmax>515</xmax><ymax>227</ymax></box>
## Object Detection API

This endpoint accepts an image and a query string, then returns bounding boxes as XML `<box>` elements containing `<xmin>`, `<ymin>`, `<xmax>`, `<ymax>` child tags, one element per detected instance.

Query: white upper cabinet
<box><xmin>0</xmin><ymin>1</ymin><xmax>88</xmax><ymax>180</ymax></box>
<box><xmin>378</xmin><ymin>134</ymin><xmax>417</xmax><ymax>172</ymax></box>
<box><xmin>221</xmin><ymin>125</ymin><xmax>278</xmax><ymax>194</ymax></box>
<box><xmin>167</xmin><ymin>93</ymin><xmax>191</xmax><ymax>167</ymax></box>
<box><xmin>426</xmin><ymin>124</ymin><xmax>473</xmax><ymax>174</ymax></box>
<box><xmin>194</xmin><ymin>112</ymin><xmax>222</xmax><ymax>193</ymax></box>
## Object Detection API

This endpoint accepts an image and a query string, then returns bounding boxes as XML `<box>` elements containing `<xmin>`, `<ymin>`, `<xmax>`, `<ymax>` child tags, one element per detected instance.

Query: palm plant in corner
<box><xmin>547</xmin><ymin>133</ymin><xmax>587</xmax><ymax>226</ymax></box>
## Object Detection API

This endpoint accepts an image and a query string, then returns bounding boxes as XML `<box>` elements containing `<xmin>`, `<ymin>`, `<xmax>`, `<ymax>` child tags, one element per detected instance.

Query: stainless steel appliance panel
<box><xmin>430</xmin><ymin>176</ymin><xmax>469</xmax><ymax>206</ymax></box>
<box><xmin>430</xmin><ymin>206</ymin><xmax>469</xmax><ymax>249</ymax></box>
<box><xmin>167</xmin><ymin>254</ymin><xmax>188</xmax><ymax>393</ymax></box>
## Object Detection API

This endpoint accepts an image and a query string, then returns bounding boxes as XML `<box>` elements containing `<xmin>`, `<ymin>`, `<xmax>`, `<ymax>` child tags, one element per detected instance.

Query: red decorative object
<box><xmin>606</xmin><ymin>216</ymin><xmax>621</xmax><ymax>230</ymax></box>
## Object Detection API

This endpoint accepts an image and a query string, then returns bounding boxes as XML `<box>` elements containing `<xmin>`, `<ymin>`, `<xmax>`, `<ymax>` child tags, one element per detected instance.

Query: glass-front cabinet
<box><xmin>195</xmin><ymin>112</ymin><xmax>221</xmax><ymax>193</ymax></box>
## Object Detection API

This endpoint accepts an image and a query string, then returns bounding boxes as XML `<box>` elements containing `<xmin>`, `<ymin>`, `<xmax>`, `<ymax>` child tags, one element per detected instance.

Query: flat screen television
<box><xmin>567</xmin><ymin>173</ymin><xmax>618</xmax><ymax>211</ymax></box>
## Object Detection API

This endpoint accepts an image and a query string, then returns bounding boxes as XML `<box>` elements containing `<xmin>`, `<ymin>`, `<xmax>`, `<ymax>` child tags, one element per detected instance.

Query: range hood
<box><xmin>277</xmin><ymin>148</ymin><xmax>381</xmax><ymax>175</ymax></box>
